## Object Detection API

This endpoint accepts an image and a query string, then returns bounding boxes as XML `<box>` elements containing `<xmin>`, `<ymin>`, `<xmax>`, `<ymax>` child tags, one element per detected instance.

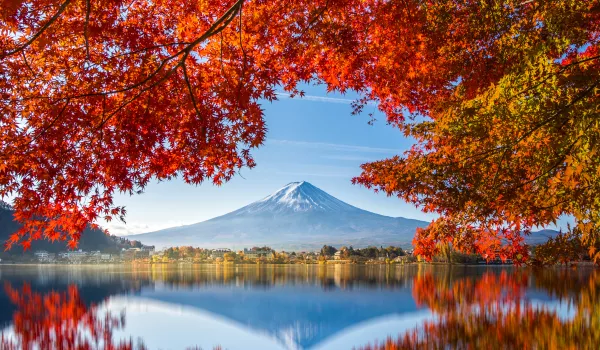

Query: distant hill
<box><xmin>0</xmin><ymin>201</ymin><xmax>136</xmax><ymax>253</ymax></box>
<box><xmin>525</xmin><ymin>229</ymin><xmax>561</xmax><ymax>245</ymax></box>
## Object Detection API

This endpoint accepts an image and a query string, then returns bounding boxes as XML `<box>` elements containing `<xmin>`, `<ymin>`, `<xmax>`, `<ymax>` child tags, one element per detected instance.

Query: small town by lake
<box><xmin>1</xmin><ymin>264</ymin><xmax>598</xmax><ymax>349</ymax></box>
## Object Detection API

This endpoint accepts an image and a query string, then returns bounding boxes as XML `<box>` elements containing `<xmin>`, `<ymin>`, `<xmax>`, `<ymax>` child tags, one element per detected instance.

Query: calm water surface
<box><xmin>0</xmin><ymin>264</ymin><xmax>598</xmax><ymax>349</ymax></box>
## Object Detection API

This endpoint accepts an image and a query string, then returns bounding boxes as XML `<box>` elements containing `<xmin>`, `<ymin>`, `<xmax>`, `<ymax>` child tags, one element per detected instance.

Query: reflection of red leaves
<box><xmin>1</xmin><ymin>282</ymin><xmax>143</xmax><ymax>350</ymax></box>
<box><xmin>358</xmin><ymin>269</ymin><xmax>600</xmax><ymax>349</ymax></box>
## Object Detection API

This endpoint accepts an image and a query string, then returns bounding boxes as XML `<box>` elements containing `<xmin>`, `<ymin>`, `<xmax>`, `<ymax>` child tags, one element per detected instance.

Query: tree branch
<box><xmin>300</xmin><ymin>0</ymin><xmax>330</xmax><ymax>37</ymax></box>
<box><xmin>26</xmin><ymin>99</ymin><xmax>71</xmax><ymax>146</ymax></box>
<box><xmin>108</xmin><ymin>42</ymin><xmax>190</xmax><ymax>59</ymax></box>
<box><xmin>182</xmin><ymin>63</ymin><xmax>207</xmax><ymax>140</ymax></box>
<box><xmin>510</xmin><ymin>54</ymin><xmax>600</xmax><ymax>102</ymax></box>
<box><xmin>68</xmin><ymin>0</ymin><xmax>244</xmax><ymax>101</ymax></box>
<box><xmin>220</xmin><ymin>32</ymin><xmax>234</xmax><ymax>90</ymax></box>
<box><xmin>21</xmin><ymin>51</ymin><xmax>37</xmax><ymax>79</ymax></box>
<box><xmin>490</xmin><ymin>79</ymin><xmax>600</xmax><ymax>189</ymax></box>
<box><xmin>1</xmin><ymin>0</ymin><xmax>72</xmax><ymax>59</ymax></box>
<box><xmin>84</xmin><ymin>0</ymin><xmax>91</xmax><ymax>60</ymax></box>
<box><xmin>237</xmin><ymin>1</ymin><xmax>247</xmax><ymax>103</ymax></box>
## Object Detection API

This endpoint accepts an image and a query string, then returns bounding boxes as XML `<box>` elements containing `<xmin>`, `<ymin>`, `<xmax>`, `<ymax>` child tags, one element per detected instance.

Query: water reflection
<box><xmin>0</xmin><ymin>265</ymin><xmax>598</xmax><ymax>349</ymax></box>
<box><xmin>359</xmin><ymin>268</ymin><xmax>600</xmax><ymax>349</ymax></box>
<box><xmin>0</xmin><ymin>282</ymin><xmax>145</xmax><ymax>350</ymax></box>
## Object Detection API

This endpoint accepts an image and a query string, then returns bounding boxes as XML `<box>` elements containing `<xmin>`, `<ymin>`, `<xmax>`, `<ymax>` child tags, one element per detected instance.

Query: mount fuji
<box><xmin>130</xmin><ymin>181</ymin><xmax>429</xmax><ymax>250</ymax></box>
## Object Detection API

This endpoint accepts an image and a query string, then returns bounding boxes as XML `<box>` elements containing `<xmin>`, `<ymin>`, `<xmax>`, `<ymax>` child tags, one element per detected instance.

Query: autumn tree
<box><xmin>338</xmin><ymin>246</ymin><xmax>349</xmax><ymax>258</ymax></box>
<box><xmin>320</xmin><ymin>245</ymin><xmax>337</xmax><ymax>257</ymax></box>
<box><xmin>1</xmin><ymin>0</ymin><xmax>320</xmax><ymax>249</ymax></box>
<box><xmin>533</xmin><ymin>229</ymin><xmax>590</xmax><ymax>266</ymax></box>
<box><xmin>352</xmin><ymin>1</ymin><xmax>600</xmax><ymax>263</ymax></box>
<box><xmin>383</xmin><ymin>246</ymin><xmax>405</xmax><ymax>259</ymax></box>
<box><xmin>1</xmin><ymin>0</ymin><xmax>599</xmax><ymax>263</ymax></box>
<box><xmin>223</xmin><ymin>251</ymin><xmax>236</xmax><ymax>261</ymax></box>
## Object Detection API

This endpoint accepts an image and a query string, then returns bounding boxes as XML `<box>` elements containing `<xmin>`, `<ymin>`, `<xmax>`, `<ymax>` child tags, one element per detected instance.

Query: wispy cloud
<box><xmin>267</xmin><ymin>139</ymin><xmax>399</xmax><ymax>154</ymax></box>
<box><xmin>274</xmin><ymin>171</ymin><xmax>351</xmax><ymax>178</ymax></box>
<box><xmin>275</xmin><ymin>92</ymin><xmax>377</xmax><ymax>105</ymax></box>
<box><xmin>321</xmin><ymin>155</ymin><xmax>376</xmax><ymax>162</ymax></box>
<box><xmin>102</xmin><ymin>220</ymin><xmax>188</xmax><ymax>236</ymax></box>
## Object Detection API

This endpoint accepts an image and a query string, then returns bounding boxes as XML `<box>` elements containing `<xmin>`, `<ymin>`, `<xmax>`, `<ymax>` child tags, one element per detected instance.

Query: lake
<box><xmin>0</xmin><ymin>264</ymin><xmax>598</xmax><ymax>349</ymax></box>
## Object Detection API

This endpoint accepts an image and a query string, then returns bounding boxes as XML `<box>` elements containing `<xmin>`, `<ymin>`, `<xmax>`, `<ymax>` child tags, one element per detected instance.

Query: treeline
<box><xmin>319</xmin><ymin>245</ymin><xmax>406</xmax><ymax>260</ymax></box>
<box><xmin>321</xmin><ymin>244</ymin><xmax>480</xmax><ymax>264</ymax></box>
<box><xmin>159</xmin><ymin>245</ymin><xmax>409</xmax><ymax>260</ymax></box>
<box><xmin>162</xmin><ymin>247</ymin><xmax>212</xmax><ymax>260</ymax></box>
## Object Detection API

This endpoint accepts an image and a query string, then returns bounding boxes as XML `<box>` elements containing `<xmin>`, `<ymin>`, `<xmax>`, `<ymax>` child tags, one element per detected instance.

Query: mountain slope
<box><xmin>0</xmin><ymin>201</ymin><xmax>127</xmax><ymax>253</ymax></box>
<box><xmin>131</xmin><ymin>182</ymin><xmax>429</xmax><ymax>250</ymax></box>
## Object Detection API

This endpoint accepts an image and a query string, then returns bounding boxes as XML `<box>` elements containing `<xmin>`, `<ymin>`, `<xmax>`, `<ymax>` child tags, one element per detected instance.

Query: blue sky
<box><xmin>105</xmin><ymin>84</ymin><xmax>438</xmax><ymax>236</ymax></box>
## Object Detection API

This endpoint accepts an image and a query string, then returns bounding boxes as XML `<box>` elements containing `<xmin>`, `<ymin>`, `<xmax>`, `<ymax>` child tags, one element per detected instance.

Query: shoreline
<box><xmin>1</xmin><ymin>261</ymin><xmax>597</xmax><ymax>268</ymax></box>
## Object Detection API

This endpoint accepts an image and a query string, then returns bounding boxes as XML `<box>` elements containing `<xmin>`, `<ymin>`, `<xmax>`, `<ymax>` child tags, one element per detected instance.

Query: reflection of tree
<box><xmin>0</xmin><ymin>283</ymin><xmax>145</xmax><ymax>350</ymax></box>
<box><xmin>140</xmin><ymin>264</ymin><xmax>415</xmax><ymax>291</ymax></box>
<box><xmin>358</xmin><ymin>269</ymin><xmax>600</xmax><ymax>349</ymax></box>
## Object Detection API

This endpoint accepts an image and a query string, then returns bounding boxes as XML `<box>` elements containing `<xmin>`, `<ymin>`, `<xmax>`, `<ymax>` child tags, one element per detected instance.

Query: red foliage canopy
<box><xmin>1</xmin><ymin>0</ymin><xmax>599</xmax><ymax>260</ymax></box>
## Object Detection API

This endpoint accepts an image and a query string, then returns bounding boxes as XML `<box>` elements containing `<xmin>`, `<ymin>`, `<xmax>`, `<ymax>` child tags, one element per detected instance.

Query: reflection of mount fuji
<box><xmin>118</xmin><ymin>274</ymin><xmax>558</xmax><ymax>350</ymax></box>
<box><xmin>107</xmin><ymin>294</ymin><xmax>432</xmax><ymax>350</ymax></box>
<box><xmin>137</xmin><ymin>283</ymin><xmax>418</xmax><ymax>349</ymax></box>
<box><xmin>0</xmin><ymin>265</ymin><xmax>427</xmax><ymax>349</ymax></box>
<box><xmin>131</xmin><ymin>181</ymin><xmax>428</xmax><ymax>250</ymax></box>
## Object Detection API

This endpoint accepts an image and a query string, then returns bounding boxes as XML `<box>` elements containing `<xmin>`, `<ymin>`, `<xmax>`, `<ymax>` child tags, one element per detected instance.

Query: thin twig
<box><xmin>490</xmin><ymin>79</ymin><xmax>600</xmax><ymax>189</ymax></box>
<box><xmin>182</xmin><ymin>63</ymin><xmax>207</xmax><ymax>140</ymax></box>
<box><xmin>1</xmin><ymin>0</ymin><xmax>72</xmax><ymax>59</ymax></box>
<box><xmin>300</xmin><ymin>0</ymin><xmax>330</xmax><ymax>37</ymax></box>
<box><xmin>84</xmin><ymin>0</ymin><xmax>91</xmax><ymax>60</ymax></box>
<box><xmin>509</xmin><ymin>54</ymin><xmax>600</xmax><ymax>102</ymax></box>
<box><xmin>68</xmin><ymin>0</ymin><xmax>243</xmax><ymax>102</ymax></box>
<box><xmin>220</xmin><ymin>32</ymin><xmax>233</xmax><ymax>89</ymax></box>
<box><xmin>26</xmin><ymin>99</ymin><xmax>71</xmax><ymax>146</ymax></box>
<box><xmin>94</xmin><ymin>1</ymin><xmax>243</xmax><ymax>129</ymax></box>
<box><xmin>108</xmin><ymin>42</ymin><xmax>190</xmax><ymax>59</ymax></box>
<box><xmin>21</xmin><ymin>51</ymin><xmax>37</xmax><ymax>78</ymax></box>
<box><xmin>237</xmin><ymin>1</ymin><xmax>247</xmax><ymax>103</ymax></box>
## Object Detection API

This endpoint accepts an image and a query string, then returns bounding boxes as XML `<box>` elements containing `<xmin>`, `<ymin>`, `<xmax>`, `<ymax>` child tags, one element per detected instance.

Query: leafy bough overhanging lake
<box><xmin>0</xmin><ymin>0</ymin><xmax>599</xmax><ymax>264</ymax></box>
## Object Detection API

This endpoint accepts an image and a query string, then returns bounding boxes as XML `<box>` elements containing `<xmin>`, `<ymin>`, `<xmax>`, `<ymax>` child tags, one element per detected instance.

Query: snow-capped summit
<box><xmin>238</xmin><ymin>181</ymin><xmax>359</xmax><ymax>214</ymax></box>
<box><xmin>131</xmin><ymin>181</ymin><xmax>428</xmax><ymax>250</ymax></box>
